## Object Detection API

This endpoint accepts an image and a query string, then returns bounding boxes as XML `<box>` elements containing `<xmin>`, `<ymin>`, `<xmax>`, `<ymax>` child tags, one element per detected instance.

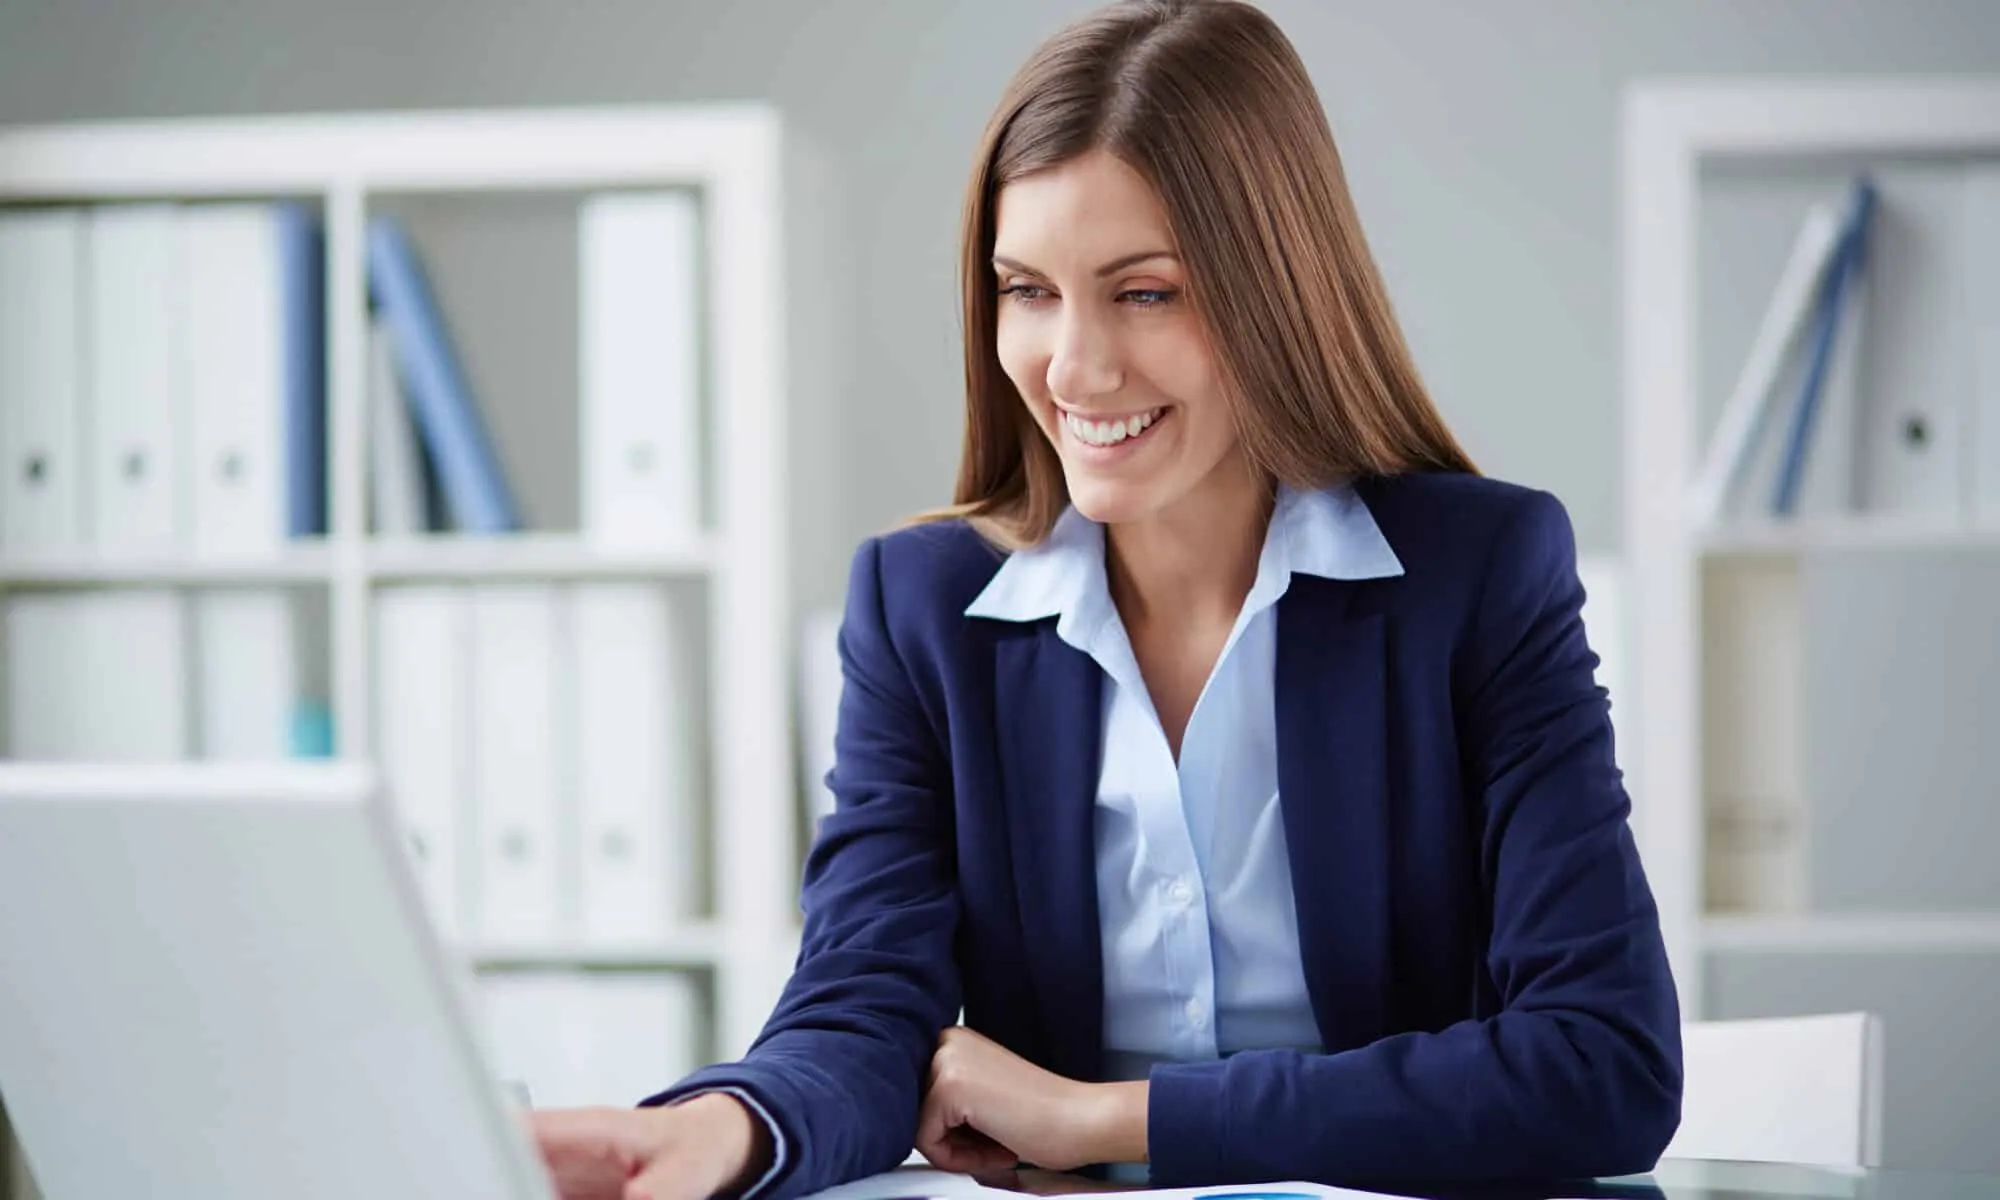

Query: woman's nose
<box><xmin>1046</xmin><ymin>314</ymin><xmax>1124</xmax><ymax>404</ymax></box>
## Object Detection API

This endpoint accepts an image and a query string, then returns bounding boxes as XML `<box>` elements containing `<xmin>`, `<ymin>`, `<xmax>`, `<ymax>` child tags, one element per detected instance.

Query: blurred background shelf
<box><xmin>1697</xmin><ymin>517</ymin><xmax>2000</xmax><ymax>557</ymax></box>
<box><xmin>0</xmin><ymin>105</ymin><xmax>816</xmax><ymax>1168</ymax></box>
<box><xmin>365</xmin><ymin>532</ymin><xmax>717</xmax><ymax>581</ymax></box>
<box><xmin>1625</xmin><ymin>75</ymin><xmax>2000</xmax><ymax>1174</ymax></box>
<box><xmin>0</xmin><ymin>543</ymin><xmax>335</xmax><ymax>585</ymax></box>
<box><xmin>466</xmin><ymin>925</ymin><xmax>732</xmax><ymax>971</ymax></box>
<box><xmin>1703</xmin><ymin>913</ymin><xmax>2000</xmax><ymax>955</ymax></box>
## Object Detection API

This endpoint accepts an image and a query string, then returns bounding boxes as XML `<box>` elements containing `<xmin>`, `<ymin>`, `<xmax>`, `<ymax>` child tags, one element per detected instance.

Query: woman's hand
<box><xmin>529</xmin><ymin>1092</ymin><xmax>771</xmax><ymax>1200</ymax></box>
<box><xmin>915</xmin><ymin>1027</ymin><xmax>1147</xmax><ymax>1175</ymax></box>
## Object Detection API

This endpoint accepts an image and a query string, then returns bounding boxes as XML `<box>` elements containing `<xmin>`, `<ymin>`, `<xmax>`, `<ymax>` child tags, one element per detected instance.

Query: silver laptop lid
<box><xmin>0</xmin><ymin>762</ymin><xmax>555</xmax><ymax>1200</ymax></box>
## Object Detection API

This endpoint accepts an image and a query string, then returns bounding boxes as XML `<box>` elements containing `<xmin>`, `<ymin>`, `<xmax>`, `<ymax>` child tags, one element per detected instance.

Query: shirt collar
<box><xmin>963</xmin><ymin>481</ymin><xmax>1404</xmax><ymax>631</ymax></box>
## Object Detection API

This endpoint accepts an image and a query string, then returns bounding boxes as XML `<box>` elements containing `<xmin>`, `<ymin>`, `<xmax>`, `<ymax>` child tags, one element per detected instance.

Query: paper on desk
<box><xmin>799</xmin><ymin>1165</ymin><xmax>1402</xmax><ymax>1200</ymax></box>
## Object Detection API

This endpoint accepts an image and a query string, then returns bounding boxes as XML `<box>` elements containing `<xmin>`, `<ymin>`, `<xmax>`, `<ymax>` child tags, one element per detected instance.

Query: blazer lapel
<box><xmin>1276</xmin><ymin>576</ymin><xmax>1393</xmax><ymax>1051</ymax></box>
<box><xmin>993</xmin><ymin>623</ymin><xmax>1105</xmax><ymax>1081</ymax></box>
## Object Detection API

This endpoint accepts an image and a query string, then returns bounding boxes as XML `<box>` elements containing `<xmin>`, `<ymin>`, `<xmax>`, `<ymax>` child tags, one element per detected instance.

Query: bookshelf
<box><xmin>1621</xmin><ymin>78</ymin><xmax>2000</xmax><ymax>1014</ymax></box>
<box><xmin>0</xmin><ymin>104</ymin><xmax>807</xmax><ymax>1159</ymax></box>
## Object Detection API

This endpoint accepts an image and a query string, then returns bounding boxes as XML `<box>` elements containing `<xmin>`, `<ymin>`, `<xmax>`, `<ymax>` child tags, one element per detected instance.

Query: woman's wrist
<box><xmin>668</xmin><ymin>1092</ymin><xmax>774</xmax><ymax>1195</ymax></box>
<box><xmin>1075</xmin><ymin>1080</ymin><xmax>1149</xmax><ymax>1166</ymax></box>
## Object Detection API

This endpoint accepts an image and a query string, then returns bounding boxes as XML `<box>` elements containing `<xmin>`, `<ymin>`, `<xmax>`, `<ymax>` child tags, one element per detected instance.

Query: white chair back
<box><xmin>1666</xmin><ymin>1012</ymin><xmax>1884</xmax><ymax>1168</ymax></box>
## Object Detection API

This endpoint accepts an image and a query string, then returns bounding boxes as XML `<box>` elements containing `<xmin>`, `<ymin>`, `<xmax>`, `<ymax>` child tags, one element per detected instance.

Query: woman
<box><xmin>532</xmin><ymin>2</ymin><xmax>1682</xmax><ymax>1197</ymax></box>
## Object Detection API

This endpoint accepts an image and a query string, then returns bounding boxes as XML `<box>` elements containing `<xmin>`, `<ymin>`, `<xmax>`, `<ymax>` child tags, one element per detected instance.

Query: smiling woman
<box><xmin>528</xmin><ymin>3</ymin><xmax>1683</xmax><ymax>1199</ymax></box>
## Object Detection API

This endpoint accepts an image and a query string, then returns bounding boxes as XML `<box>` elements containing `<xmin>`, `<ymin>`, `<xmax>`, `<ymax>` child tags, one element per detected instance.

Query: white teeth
<box><xmin>1064</xmin><ymin>407</ymin><xmax>1162</xmax><ymax>447</ymax></box>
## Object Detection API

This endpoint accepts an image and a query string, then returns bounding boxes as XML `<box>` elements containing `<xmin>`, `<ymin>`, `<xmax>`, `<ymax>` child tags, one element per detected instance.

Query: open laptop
<box><xmin>0</xmin><ymin>761</ymin><xmax>559</xmax><ymax>1200</ymax></box>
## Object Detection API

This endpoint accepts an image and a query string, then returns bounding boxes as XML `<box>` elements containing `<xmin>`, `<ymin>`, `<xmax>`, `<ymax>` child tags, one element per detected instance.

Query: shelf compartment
<box><xmin>0</xmin><ymin>542</ymin><xmax>335</xmax><ymax>586</ymax></box>
<box><xmin>462</xmin><ymin>925</ymin><xmax>728</xmax><ymax>970</ymax></box>
<box><xmin>1704</xmin><ymin>912</ymin><xmax>2000</xmax><ymax>955</ymax></box>
<box><xmin>366</xmin><ymin>532</ymin><xmax>715</xmax><ymax>581</ymax></box>
<box><xmin>1699</xmin><ymin>517</ymin><xmax>2000</xmax><ymax>556</ymax></box>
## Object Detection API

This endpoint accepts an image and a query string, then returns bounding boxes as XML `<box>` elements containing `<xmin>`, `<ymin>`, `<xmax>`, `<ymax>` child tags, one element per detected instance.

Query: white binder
<box><xmin>192</xmin><ymin>590</ymin><xmax>298</xmax><ymax>760</ymax></box>
<box><xmin>578</xmin><ymin>191</ymin><xmax>702</xmax><ymax>546</ymax></box>
<box><xmin>1700</xmin><ymin>562</ymin><xmax>1807</xmax><ymax>914</ymax></box>
<box><xmin>1789</xmin><ymin>223</ymin><xmax>1872</xmax><ymax>519</ymax></box>
<box><xmin>468</xmin><ymin>584</ymin><xmax>568</xmax><ymax>945</ymax></box>
<box><xmin>84</xmin><ymin>204</ymin><xmax>184</xmax><ymax>552</ymax></box>
<box><xmin>1854</xmin><ymin>170</ymin><xmax>1970</xmax><ymax>520</ymax></box>
<box><xmin>180</xmin><ymin>204</ymin><xmax>285</xmax><ymax>555</ymax></box>
<box><xmin>5</xmin><ymin>590</ymin><xmax>189</xmax><ymax>761</ymax></box>
<box><xmin>559</xmin><ymin>971</ymin><xmax>700</xmax><ymax>1106</ymax></box>
<box><xmin>572</xmin><ymin>584</ymin><xmax>698</xmax><ymax>945</ymax></box>
<box><xmin>367</xmin><ymin>314</ymin><xmax>427</xmax><ymax>536</ymax></box>
<box><xmin>476</xmin><ymin>970</ymin><xmax>698</xmax><ymax>1109</ymax></box>
<box><xmin>374</xmin><ymin>585</ymin><xmax>471</xmax><ymax>940</ymax></box>
<box><xmin>0</xmin><ymin>209</ymin><xmax>86</xmax><ymax>551</ymax></box>
<box><xmin>1967</xmin><ymin>165</ymin><xmax>2000</xmax><ymax>524</ymax></box>
<box><xmin>1689</xmin><ymin>201</ymin><xmax>1844</xmax><ymax>526</ymax></box>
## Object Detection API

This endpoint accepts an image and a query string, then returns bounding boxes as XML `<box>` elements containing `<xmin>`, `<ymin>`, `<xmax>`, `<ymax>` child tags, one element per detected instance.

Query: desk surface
<box><xmin>1603</xmin><ymin>1159</ymin><xmax>2000</xmax><ymax>1200</ymax></box>
<box><xmin>992</xmin><ymin>1159</ymin><xmax>2000</xmax><ymax>1200</ymax></box>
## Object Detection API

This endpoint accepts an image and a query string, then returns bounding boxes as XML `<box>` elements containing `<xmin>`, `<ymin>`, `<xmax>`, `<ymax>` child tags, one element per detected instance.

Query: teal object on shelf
<box><xmin>289</xmin><ymin>701</ymin><xmax>335</xmax><ymax>758</ymax></box>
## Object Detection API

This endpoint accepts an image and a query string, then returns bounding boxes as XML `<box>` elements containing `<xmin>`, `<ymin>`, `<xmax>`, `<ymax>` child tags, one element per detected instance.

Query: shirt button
<box><xmin>1166</xmin><ymin>877</ymin><xmax>1194</xmax><ymax>906</ymax></box>
<box><xmin>1185</xmin><ymin>997</ymin><xmax>1208</xmax><ymax>1028</ymax></box>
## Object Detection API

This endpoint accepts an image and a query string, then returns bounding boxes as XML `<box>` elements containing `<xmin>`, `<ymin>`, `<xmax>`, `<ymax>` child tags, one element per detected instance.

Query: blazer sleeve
<box><xmin>1146</xmin><ymin>489</ymin><xmax>1683</xmax><ymax>1186</ymax></box>
<box><xmin>641</xmin><ymin>536</ymin><xmax>962</xmax><ymax>1200</ymax></box>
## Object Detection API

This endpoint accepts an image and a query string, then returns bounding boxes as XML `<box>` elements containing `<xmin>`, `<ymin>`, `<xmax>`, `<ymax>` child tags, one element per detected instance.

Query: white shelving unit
<box><xmin>1621</xmin><ymin>77</ymin><xmax>2000</xmax><ymax>1013</ymax></box>
<box><xmin>0</xmin><ymin>107</ymin><xmax>804</xmax><ymax>1068</ymax></box>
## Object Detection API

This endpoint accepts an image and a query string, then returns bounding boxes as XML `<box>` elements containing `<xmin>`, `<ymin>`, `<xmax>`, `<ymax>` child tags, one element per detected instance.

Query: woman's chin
<box><xmin>1063</xmin><ymin>475</ymin><xmax>1162</xmax><ymax>527</ymax></box>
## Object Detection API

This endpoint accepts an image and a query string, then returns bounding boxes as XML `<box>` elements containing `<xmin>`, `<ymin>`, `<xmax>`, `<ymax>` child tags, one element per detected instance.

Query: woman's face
<box><xmin>991</xmin><ymin>149</ymin><xmax>1243</xmax><ymax>528</ymax></box>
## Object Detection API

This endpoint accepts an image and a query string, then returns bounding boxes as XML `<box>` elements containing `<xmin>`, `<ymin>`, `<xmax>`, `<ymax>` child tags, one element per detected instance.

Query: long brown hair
<box><xmin>921</xmin><ymin>0</ymin><xmax>1477</xmax><ymax>550</ymax></box>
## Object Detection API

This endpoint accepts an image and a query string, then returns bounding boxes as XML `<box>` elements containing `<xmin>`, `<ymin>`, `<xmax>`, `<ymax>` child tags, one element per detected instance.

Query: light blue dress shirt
<box><xmin>964</xmin><ymin>482</ymin><xmax>1406</xmax><ymax>1082</ymax></box>
<box><xmin>714</xmin><ymin>483</ymin><xmax>1403</xmax><ymax>1191</ymax></box>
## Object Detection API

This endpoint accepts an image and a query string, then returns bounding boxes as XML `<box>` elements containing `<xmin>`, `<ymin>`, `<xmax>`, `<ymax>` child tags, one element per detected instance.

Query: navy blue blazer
<box><xmin>650</xmin><ymin>472</ymin><xmax>1683</xmax><ymax>1196</ymax></box>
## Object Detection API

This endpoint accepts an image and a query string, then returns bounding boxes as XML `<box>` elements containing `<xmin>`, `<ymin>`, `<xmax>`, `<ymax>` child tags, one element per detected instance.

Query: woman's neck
<box><xmin>1103</xmin><ymin>459</ymin><xmax>1274</xmax><ymax>632</ymax></box>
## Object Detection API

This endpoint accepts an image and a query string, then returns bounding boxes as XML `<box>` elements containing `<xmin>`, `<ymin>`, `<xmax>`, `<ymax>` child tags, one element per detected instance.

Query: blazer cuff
<box><xmin>680</xmin><ymin>1086</ymin><xmax>787</xmax><ymax>1199</ymax></box>
<box><xmin>1145</xmin><ymin>1060</ymin><xmax>1228</xmax><ymax>1185</ymax></box>
<box><xmin>641</xmin><ymin>1073</ymin><xmax>792</xmax><ymax>1200</ymax></box>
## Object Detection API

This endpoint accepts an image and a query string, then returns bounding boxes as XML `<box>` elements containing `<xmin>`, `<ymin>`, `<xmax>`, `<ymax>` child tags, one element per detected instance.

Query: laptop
<box><xmin>0</xmin><ymin>761</ymin><xmax>559</xmax><ymax>1200</ymax></box>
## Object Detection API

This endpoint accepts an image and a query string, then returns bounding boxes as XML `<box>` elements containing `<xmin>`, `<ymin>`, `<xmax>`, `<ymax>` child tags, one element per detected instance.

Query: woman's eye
<box><xmin>1121</xmin><ymin>288</ymin><xmax>1177</xmax><ymax>308</ymax></box>
<box><xmin>998</xmin><ymin>284</ymin><xmax>1051</xmax><ymax>305</ymax></box>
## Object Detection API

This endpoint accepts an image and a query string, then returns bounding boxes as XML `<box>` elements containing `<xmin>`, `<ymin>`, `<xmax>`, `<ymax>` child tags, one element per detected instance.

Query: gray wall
<box><xmin>5</xmin><ymin>0</ymin><xmax>2000</xmax><ymax>1180</ymax></box>
<box><xmin>7</xmin><ymin>0</ymin><xmax>2000</xmax><ymax>569</ymax></box>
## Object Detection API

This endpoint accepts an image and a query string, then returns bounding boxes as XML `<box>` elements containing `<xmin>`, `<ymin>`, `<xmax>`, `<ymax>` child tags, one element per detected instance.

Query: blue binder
<box><xmin>1771</xmin><ymin>176</ymin><xmax>1878</xmax><ymax>517</ymax></box>
<box><xmin>366</xmin><ymin>216</ymin><xmax>521</xmax><ymax>534</ymax></box>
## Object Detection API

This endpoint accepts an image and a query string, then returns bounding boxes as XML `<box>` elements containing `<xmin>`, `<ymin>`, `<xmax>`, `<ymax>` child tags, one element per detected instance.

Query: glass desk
<box><xmin>1599</xmin><ymin>1159</ymin><xmax>2000</xmax><ymax>1200</ymax></box>
<box><xmin>987</xmin><ymin>1159</ymin><xmax>2000</xmax><ymax>1200</ymax></box>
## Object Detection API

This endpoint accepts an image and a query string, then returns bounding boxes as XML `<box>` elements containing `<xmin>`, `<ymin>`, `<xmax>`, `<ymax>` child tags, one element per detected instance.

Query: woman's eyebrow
<box><xmin>991</xmin><ymin>250</ymin><xmax>1178</xmax><ymax>278</ymax></box>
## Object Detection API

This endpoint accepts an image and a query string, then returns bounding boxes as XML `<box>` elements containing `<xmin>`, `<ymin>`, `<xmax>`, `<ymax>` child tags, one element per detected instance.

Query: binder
<box><xmin>578</xmin><ymin>190</ymin><xmax>703</xmax><ymax>545</ymax></box>
<box><xmin>191</xmin><ymin>590</ymin><xmax>299</xmax><ymax>761</ymax></box>
<box><xmin>572</xmin><ymin>584</ymin><xmax>698</xmax><ymax>945</ymax></box>
<box><xmin>476</xmin><ymin>970</ymin><xmax>698</xmax><ymax>1108</ymax></box>
<box><xmin>84</xmin><ymin>204</ymin><xmax>184</xmax><ymax>552</ymax></box>
<box><xmin>367</xmin><ymin>314</ymin><xmax>429</xmax><ymax>536</ymax></box>
<box><xmin>5</xmin><ymin>590</ymin><xmax>189</xmax><ymax>761</ymax></box>
<box><xmin>1853</xmin><ymin>168</ymin><xmax>1972</xmax><ymax>519</ymax></box>
<box><xmin>180</xmin><ymin>203</ymin><xmax>323</xmax><ymax>554</ymax></box>
<box><xmin>468</xmin><ymin>584</ymin><xmax>568</xmax><ymax>944</ymax></box>
<box><xmin>558</xmin><ymin>971</ymin><xmax>700</xmax><ymax>1105</ymax></box>
<box><xmin>1688</xmin><ymin>200</ymin><xmax>1844</xmax><ymax>526</ymax></box>
<box><xmin>374</xmin><ymin>585</ymin><xmax>471</xmax><ymax>940</ymax></box>
<box><xmin>0</xmin><ymin>209</ymin><xmax>86</xmax><ymax>551</ymax></box>
<box><xmin>1773</xmin><ymin>179</ymin><xmax>1876</xmax><ymax>517</ymax></box>
<box><xmin>1700</xmin><ymin>562</ymin><xmax>1806</xmax><ymax>914</ymax></box>
<box><xmin>366</xmin><ymin>218</ymin><xmax>520</xmax><ymax>534</ymax></box>
<box><xmin>1968</xmin><ymin>165</ymin><xmax>2000</xmax><ymax>524</ymax></box>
